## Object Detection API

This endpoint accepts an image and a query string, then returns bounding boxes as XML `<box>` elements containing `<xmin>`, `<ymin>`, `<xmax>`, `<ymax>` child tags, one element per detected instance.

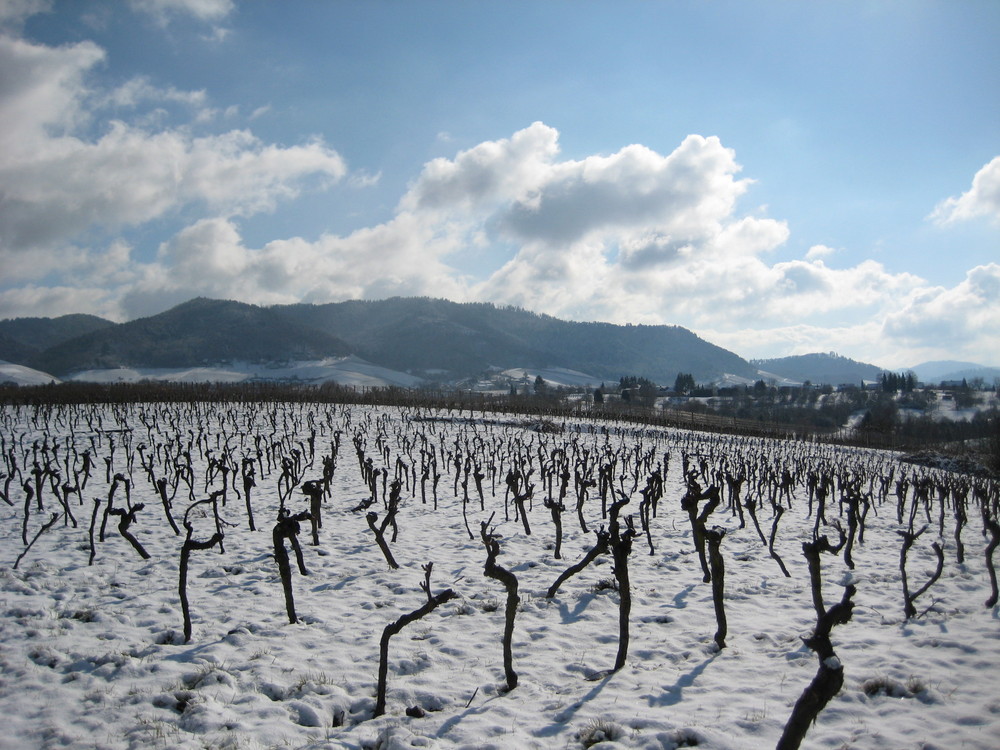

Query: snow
<box><xmin>1</xmin><ymin>402</ymin><xmax>998</xmax><ymax>750</ymax></box>
<box><xmin>65</xmin><ymin>356</ymin><xmax>424</xmax><ymax>388</ymax></box>
<box><xmin>0</xmin><ymin>361</ymin><xmax>60</xmax><ymax>386</ymax></box>
<box><xmin>500</xmin><ymin>367</ymin><xmax>601</xmax><ymax>388</ymax></box>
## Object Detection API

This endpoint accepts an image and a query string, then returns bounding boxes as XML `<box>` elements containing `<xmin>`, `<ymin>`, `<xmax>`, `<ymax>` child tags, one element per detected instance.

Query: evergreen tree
<box><xmin>674</xmin><ymin>372</ymin><xmax>696</xmax><ymax>394</ymax></box>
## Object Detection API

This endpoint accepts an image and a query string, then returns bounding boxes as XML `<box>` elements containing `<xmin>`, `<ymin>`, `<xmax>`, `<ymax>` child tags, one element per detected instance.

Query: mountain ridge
<box><xmin>29</xmin><ymin>298</ymin><xmax>352</xmax><ymax>376</ymax></box>
<box><xmin>274</xmin><ymin>296</ymin><xmax>756</xmax><ymax>383</ymax></box>
<box><xmin>751</xmin><ymin>352</ymin><xmax>884</xmax><ymax>386</ymax></box>
<box><xmin>3</xmin><ymin>297</ymin><xmax>984</xmax><ymax>387</ymax></box>
<box><xmin>0</xmin><ymin>313</ymin><xmax>114</xmax><ymax>363</ymax></box>
<box><xmin>4</xmin><ymin>296</ymin><xmax>756</xmax><ymax>383</ymax></box>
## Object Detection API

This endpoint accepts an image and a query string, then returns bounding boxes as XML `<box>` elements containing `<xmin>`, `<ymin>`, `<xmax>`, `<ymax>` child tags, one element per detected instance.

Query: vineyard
<box><xmin>1</xmin><ymin>399</ymin><xmax>998</xmax><ymax>750</ymax></box>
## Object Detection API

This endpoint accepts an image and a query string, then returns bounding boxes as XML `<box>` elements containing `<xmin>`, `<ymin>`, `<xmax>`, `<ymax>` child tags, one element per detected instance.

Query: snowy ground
<box><xmin>0</xmin><ymin>361</ymin><xmax>60</xmax><ymax>386</ymax></box>
<box><xmin>62</xmin><ymin>356</ymin><xmax>424</xmax><ymax>388</ymax></box>
<box><xmin>1</xmin><ymin>403</ymin><xmax>998</xmax><ymax>750</ymax></box>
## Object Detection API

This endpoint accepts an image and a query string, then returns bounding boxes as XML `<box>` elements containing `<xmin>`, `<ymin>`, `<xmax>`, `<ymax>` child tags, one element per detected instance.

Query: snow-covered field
<box><xmin>64</xmin><ymin>356</ymin><xmax>424</xmax><ymax>389</ymax></box>
<box><xmin>1</xmin><ymin>402</ymin><xmax>998</xmax><ymax>750</ymax></box>
<box><xmin>0</xmin><ymin>361</ymin><xmax>59</xmax><ymax>386</ymax></box>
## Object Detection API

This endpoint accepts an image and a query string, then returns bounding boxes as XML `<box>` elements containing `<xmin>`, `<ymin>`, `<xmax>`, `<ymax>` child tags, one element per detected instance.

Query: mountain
<box><xmin>910</xmin><ymin>360</ymin><xmax>1000</xmax><ymax>384</ymax></box>
<box><xmin>0</xmin><ymin>313</ymin><xmax>114</xmax><ymax>362</ymax></box>
<box><xmin>30</xmin><ymin>298</ymin><xmax>351</xmax><ymax>376</ymax></box>
<box><xmin>275</xmin><ymin>297</ymin><xmax>757</xmax><ymax>383</ymax></box>
<box><xmin>751</xmin><ymin>352</ymin><xmax>884</xmax><ymax>386</ymax></box>
<box><xmin>4</xmin><ymin>297</ymin><xmax>758</xmax><ymax>384</ymax></box>
<box><xmin>0</xmin><ymin>334</ymin><xmax>37</xmax><ymax>365</ymax></box>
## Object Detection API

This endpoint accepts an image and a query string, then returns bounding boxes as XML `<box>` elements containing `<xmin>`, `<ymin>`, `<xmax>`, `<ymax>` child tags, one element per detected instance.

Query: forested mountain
<box><xmin>29</xmin><ymin>298</ymin><xmax>351</xmax><ymax>376</ymax></box>
<box><xmin>275</xmin><ymin>297</ymin><xmax>757</xmax><ymax>383</ymax></box>
<box><xmin>13</xmin><ymin>298</ymin><xmax>964</xmax><ymax>387</ymax></box>
<box><xmin>751</xmin><ymin>352</ymin><xmax>883</xmax><ymax>385</ymax></box>
<box><xmin>6</xmin><ymin>297</ymin><xmax>758</xmax><ymax>383</ymax></box>
<box><xmin>0</xmin><ymin>313</ymin><xmax>114</xmax><ymax>363</ymax></box>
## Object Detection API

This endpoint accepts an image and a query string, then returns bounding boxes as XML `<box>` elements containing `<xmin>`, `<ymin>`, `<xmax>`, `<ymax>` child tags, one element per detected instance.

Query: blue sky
<box><xmin>1</xmin><ymin>0</ymin><xmax>998</xmax><ymax>369</ymax></box>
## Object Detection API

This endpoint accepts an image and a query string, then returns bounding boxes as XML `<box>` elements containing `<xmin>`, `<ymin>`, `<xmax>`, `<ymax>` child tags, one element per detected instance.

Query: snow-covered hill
<box><xmin>0</xmin><ymin>360</ymin><xmax>60</xmax><ymax>386</ymax></box>
<box><xmin>64</xmin><ymin>356</ymin><xmax>423</xmax><ymax>388</ymax></box>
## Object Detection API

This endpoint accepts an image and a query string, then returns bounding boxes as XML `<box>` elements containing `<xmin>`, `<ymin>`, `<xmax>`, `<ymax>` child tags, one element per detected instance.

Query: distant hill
<box><xmin>752</xmin><ymin>352</ymin><xmax>884</xmax><ymax>386</ymax></box>
<box><xmin>0</xmin><ymin>313</ymin><xmax>114</xmax><ymax>362</ymax></box>
<box><xmin>4</xmin><ymin>296</ymin><xmax>759</xmax><ymax>384</ymax></box>
<box><xmin>910</xmin><ymin>360</ymin><xmax>1000</xmax><ymax>384</ymax></box>
<box><xmin>275</xmin><ymin>297</ymin><xmax>757</xmax><ymax>383</ymax></box>
<box><xmin>30</xmin><ymin>298</ymin><xmax>352</xmax><ymax>376</ymax></box>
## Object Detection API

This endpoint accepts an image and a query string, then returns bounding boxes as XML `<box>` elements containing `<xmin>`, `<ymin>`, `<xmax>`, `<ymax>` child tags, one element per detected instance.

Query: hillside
<box><xmin>911</xmin><ymin>360</ymin><xmax>1000</xmax><ymax>384</ymax></box>
<box><xmin>30</xmin><ymin>298</ymin><xmax>352</xmax><ymax>376</ymax></box>
<box><xmin>1</xmin><ymin>298</ymin><xmax>895</xmax><ymax>386</ymax></box>
<box><xmin>752</xmin><ymin>352</ymin><xmax>883</xmax><ymax>386</ymax></box>
<box><xmin>275</xmin><ymin>297</ymin><xmax>757</xmax><ymax>383</ymax></box>
<box><xmin>0</xmin><ymin>313</ymin><xmax>114</xmax><ymax>362</ymax></box>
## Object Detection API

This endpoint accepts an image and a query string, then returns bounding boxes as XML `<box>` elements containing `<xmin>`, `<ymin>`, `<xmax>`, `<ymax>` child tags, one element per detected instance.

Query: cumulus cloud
<box><xmin>882</xmin><ymin>263</ymin><xmax>1000</xmax><ymax>345</ymax></box>
<box><xmin>0</xmin><ymin>283</ymin><xmax>114</xmax><ymax>321</ymax></box>
<box><xmin>702</xmin><ymin>322</ymin><xmax>887</xmax><ymax>363</ymax></box>
<box><xmin>113</xmin><ymin>211</ymin><xmax>470</xmax><ymax>319</ymax></box>
<box><xmin>0</xmin><ymin>0</ymin><xmax>50</xmax><ymax>28</ymax></box>
<box><xmin>0</xmin><ymin>30</ymin><xmax>346</xmax><ymax>272</ymax></box>
<box><xmin>702</xmin><ymin>264</ymin><xmax>1000</xmax><ymax>367</ymax></box>
<box><xmin>0</xmin><ymin>32</ymin><xmax>104</xmax><ymax>154</ymax></box>
<box><xmin>101</xmin><ymin>75</ymin><xmax>208</xmax><ymax>110</ymax></box>
<box><xmin>127</xmin><ymin>0</ymin><xmax>233</xmax><ymax>25</ymax></box>
<box><xmin>402</xmin><ymin>122</ymin><xmax>560</xmax><ymax>214</ymax></box>
<box><xmin>805</xmin><ymin>244</ymin><xmax>837</xmax><ymax>260</ymax></box>
<box><xmin>931</xmin><ymin>156</ymin><xmax>1000</xmax><ymax>225</ymax></box>
<box><xmin>501</xmin><ymin>136</ymin><xmax>749</xmax><ymax>250</ymax></box>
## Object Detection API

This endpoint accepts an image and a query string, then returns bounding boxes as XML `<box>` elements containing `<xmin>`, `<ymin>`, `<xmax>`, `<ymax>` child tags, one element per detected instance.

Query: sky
<box><xmin>0</xmin><ymin>0</ymin><xmax>998</xmax><ymax>370</ymax></box>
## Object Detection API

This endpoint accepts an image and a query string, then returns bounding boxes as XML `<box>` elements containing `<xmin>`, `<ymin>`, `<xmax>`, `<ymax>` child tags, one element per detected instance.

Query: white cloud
<box><xmin>127</xmin><ymin>0</ymin><xmax>233</xmax><ymax>24</ymax></box>
<box><xmin>0</xmin><ymin>32</ymin><xmax>104</xmax><ymax>154</ymax></box>
<box><xmin>703</xmin><ymin>263</ymin><xmax>1000</xmax><ymax>367</ymax></box>
<box><xmin>931</xmin><ymin>156</ymin><xmax>1000</xmax><ymax>225</ymax></box>
<box><xmin>0</xmin><ymin>122</ymin><xmax>345</xmax><ymax>255</ymax></box>
<box><xmin>101</xmin><ymin>75</ymin><xmax>207</xmax><ymax>110</ymax></box>
<box><xmin>702</xmin><ymin>322</ymin><xmax>887</xmax><ymax>363</ymax></box>
<box><xmin>114</xmin><ymin>211</ymin><xmax>470</xmax><ymax>319</ymax></box>
<box><xmin>0</xmin><ymin>283</ymin><xmax>114</xmax><ymax>321</ymax></box>
<box><xmin>0</xmin><ymin>32</ymin><xmax>346</xmax><ymax>267</ymax></box>
<box><xmin>882</xmin><ymin>263</ymin><xmax>1000</xmax><ymax>346</ymax></box>
<box><xmin>805</xmin><ymin>244</ymin><xmax>837</xmax><ymax>260</ymax></box>
<box><xmin>0</xmin><ymin>0</ymin><xmax>50</xmax><ymax>28</ymax></box>
<box><xmin>501</xmin><ymin>135</ymin><xmax>749</xmax><ymax>250</ymax></box>
<box><xmin>402</xmin><ymin>121</ymin><xmax>560</xmax><ymax>215</ymax></box>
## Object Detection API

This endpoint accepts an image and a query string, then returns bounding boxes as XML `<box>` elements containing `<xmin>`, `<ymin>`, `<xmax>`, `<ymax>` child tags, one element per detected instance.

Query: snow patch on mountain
<box><xmin>64</xmin><ymin>356</ymin><xmax>423</xmax><ymax>388</ymax></box>
<box><xmin>0</xmin><ymin>361</ymin><xmax>60</xmax><ymax>386</ymax></box>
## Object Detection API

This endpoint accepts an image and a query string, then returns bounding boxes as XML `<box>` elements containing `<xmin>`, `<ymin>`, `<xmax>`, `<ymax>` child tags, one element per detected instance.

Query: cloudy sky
<box><xmin>1</xmin><ymin>0</ymin><xmax>998</xmax><ymax>369</ymax></box>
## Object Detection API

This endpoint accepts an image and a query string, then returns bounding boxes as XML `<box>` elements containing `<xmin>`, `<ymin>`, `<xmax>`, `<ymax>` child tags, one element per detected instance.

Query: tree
<box><xmin>859</xmin><ymin>397</ymin><xmax>897</xmax><ymax>434</ymax></box>
<box><xmin>593</xmin><ymin>387</ymin><xmax>604</xmax><ymax>404</ymax></box>
<box><xmin>674</xmin><ymin>372</ymin><xmax>696</xmax><ymax>394</ymax></box>
<box><xmin>619</xmin><ymin>375</ymin><xmax>658</xmax><ymax>406</ymax></box>
<box><xmin>533</xmin><ymin>375</ymin><xmax>547</xmax><ymax>396</ymax></box>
